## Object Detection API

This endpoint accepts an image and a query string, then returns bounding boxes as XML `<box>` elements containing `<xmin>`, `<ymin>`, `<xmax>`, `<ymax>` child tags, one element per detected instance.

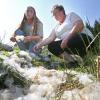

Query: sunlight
<box><xmin>0</xmin><ymin>0</ymin><xmax>23</xmax><ymax>43</ymax></box>
<box><xmin>0</xmin><ymin>0</ymin><xmax>99</xmax><ymax>44</ymax></box>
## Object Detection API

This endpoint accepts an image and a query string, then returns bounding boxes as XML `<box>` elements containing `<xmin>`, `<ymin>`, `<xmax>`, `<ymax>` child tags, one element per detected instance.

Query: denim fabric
<box><xmin>15</xmin><ymin>29</ymin><xmax>25</xmax><ymax>35</ymax></box>
<box><xmin>15</xmin><ymin>29</ymin><xmax>37</xmax><ymax>53</ymax></box>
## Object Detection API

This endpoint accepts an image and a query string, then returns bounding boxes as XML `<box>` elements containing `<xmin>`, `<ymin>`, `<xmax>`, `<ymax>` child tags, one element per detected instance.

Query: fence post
<box><xmin>96</xmin><ymin>56</ymin><xmax>100</xmax><ymax>80</ymax></box>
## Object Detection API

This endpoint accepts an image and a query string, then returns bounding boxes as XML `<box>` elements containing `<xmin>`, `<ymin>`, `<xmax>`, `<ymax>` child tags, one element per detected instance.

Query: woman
<box><xmin>33</xmin><ymin>5</ymin><xmax>94</xmax><ymax>67</ymax></box>
<box><xmin>10</xmin><ymin>6</ymin><xmax>43</xmax><ymax>54</ymax></box>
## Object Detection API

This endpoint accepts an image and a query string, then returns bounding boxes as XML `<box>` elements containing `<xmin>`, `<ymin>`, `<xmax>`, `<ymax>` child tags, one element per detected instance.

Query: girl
<box><xmin>10</xmin><ymin>6</ymin><xmax>43</xmax><ymax>54</ymax></box>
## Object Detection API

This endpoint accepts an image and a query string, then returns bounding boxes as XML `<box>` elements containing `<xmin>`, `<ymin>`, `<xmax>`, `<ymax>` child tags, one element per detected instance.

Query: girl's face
<box><xmin>26</xmin><ymin>7</ymin><xmax>35</xmax><ymax>20</ymax></box>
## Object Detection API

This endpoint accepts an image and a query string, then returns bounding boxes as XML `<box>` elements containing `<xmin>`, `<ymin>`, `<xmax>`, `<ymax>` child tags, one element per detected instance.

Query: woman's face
<box><xmin>53</xmin><ymin>9</ymin><xmax>64</xmax><ymax>22</ymax></box>
<box><xmin>26</xmin><ymin>7</ymin><xmax>35</xmax><ymax>20</ymax></box>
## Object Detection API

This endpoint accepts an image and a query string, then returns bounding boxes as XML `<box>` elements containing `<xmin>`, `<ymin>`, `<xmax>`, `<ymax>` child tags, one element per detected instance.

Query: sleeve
<box><xmin>70</xmin><ymin>12</ymin><xmax>82</xmax><ymax>24</ymax></box>
<box><xmin>37</xmin><ymin>21</ymin><xmax>43</xmax><ymax>38</ymax></box>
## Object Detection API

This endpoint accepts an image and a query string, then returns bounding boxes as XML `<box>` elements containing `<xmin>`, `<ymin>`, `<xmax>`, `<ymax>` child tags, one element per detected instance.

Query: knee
<box><xmin>48</xmin><ymin>42</ymin><xmax>58</xmax><ymax>56</ymax></box>
<box><xmin>48</xmin><ymin>42</ymin><xmax>54</xmax><ymax>52</ymax></box>
<box><xmin>15</xmin><ymin>29</ymin><xmax>24</xmax><ymax>36</ymax></box>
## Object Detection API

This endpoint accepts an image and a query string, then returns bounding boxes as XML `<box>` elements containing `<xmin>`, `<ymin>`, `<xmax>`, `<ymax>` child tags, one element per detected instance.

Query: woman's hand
<box><xmin>61</xmin><ymin>37</ymin><xmax>68</xmax><ymax>49</ymax></box>
<box><xmin>24</xmin><ymin>36</ymin><xmax>32</xmax><ymax>43</ymax></box>
<box><xmin>10</xmin><ymin>37</ymin><xmax>16</xmax><ymax>42</ymax></box>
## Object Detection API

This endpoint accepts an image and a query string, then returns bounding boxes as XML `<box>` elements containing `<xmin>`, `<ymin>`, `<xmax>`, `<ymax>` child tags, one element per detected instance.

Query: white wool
<box><xmin>0</xmin><ymin>54</ymin><xmax>7</xmax><ymax>60</ymax></box>
<box><xmin>75</xmin><ymin>74</ymin><xmax>93</xmax><ymax>85</ymax></box>
<box><xmin>34</xmin><ymin>84</ymin><xmax>54</xmax><ymax>97</ymax></box>
<box><xmin>0</xmin><ymin>90</ymin><xmax>14</xmax><ymax>100</ymax></box>
<box><xmin>14</xmin><ymin>97</ymin><xmax>23</xmax><ymax>100</ymax></box>
<box><xmin>66</xmin><ymin>69</ymin><xmax>79</xmax><ymax>75</ymax></box>
<box><xmin>21</xmin><ymin>93</ymin><xmax>47</xmax><ymax>100</ymax></box>
<box><xmin>0</xmin><ymin>72</ymin><xmax>6</xmax><ymax>77</ymax></box>
<box><xmin>27</xmin><ymin>63</ymin><xmax>33</xmax><ymax>68</ymax></box>
<box><xmin>19</xmin><ymin>51</ymin><xmax>32</xmax><ymax>62</ymax></box>
<box><xmin>3</xmin><ymin>54</ymin><xmax>22</xmax><ymax>70</ymax></box>
<box><xmin>37</xmin><ymin>75</ymin><xmax>64</xmax><ymax>85</ymax></box>
<box><xmin>61</xmin><ymin>90</ymin><xmax>73</xmax><ymax>100</ymax></box>
<box><xmin>0</xmin><ymin>87</ymin><xmax>24</xmax><ymax>100</ymax></box>
<box><xmin>16</xmin><ymin>36</ymin><xmax>24</xmax><ymax>41</ymax></box>
<box><xmin>3</xmin><ymin>56</ymin><xmax>25</xmax><ymax>73</ymax></box>
<box><xmin>29</xmin><ymin>84</ymin><xmax>39</xmax><ymax>93</ymax></box>
<box><xmin>3</xmin><ymin>55</ymin><xmax>19</xmax><ymax>66</ymax></box>
<box><xmin>4</xmin><ymin>77</ymin><xmax>14</xmax><ymax>88</ymax></box>
<box><xmin>53</xmin><ymin>71</ymin><xmax>66</xmax><ymax>81</ymax></box>
<box><xmin>36</xmin><ymin>68</ymin><xmax>53</xmax><ymax>76</ymax></box>
<box><xmin>28</xmin><ymin>67</ymin><xmax>66</xmax><ymax>85</ymax></box>
<box><xmin>1</xmin><ymin>51</ymin><xmax>100</xmax><ymax>99</ymax></box>
<box><xmin>23</xmin><ymin>67</ymin><xmax>44</xmax><ymax>80</ymax></box>
<box><xmin>49</xmin><ymin>75</ymin><xmax>64</xmax><ymax>84</ymax></box>
<box><xmin>79</xmin><ymin>82</ymin><xmax>100</xmax><ymax>100</ymax></box>
<box><xmin>10</xmin><ymin>54</ymin><xmax>20</xmax><ymax>62</ymax></box>
<box><xmin>38</xmin><ymin>76</ymin><xmax>50</xmax><ymax>84</ymax></box>
<box><xmin>13</xmin><ymin>87</ymin><xmax>24</xmax><ymax>98</ymax></box>
<box><xmin>3</xmin><ymin>53</ymin><xmax>34</xmax><ymax>74</ymax></box>
<box><xmin>61</xmin><ymin>82</ymin><xmax>100</xmax><ymax>100</ymax></box>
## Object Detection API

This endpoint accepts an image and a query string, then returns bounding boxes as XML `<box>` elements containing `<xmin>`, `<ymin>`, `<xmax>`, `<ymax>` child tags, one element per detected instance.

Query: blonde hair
<box><xmin>19</xmin><ymin>6</ymin><xmax>39</xmax><ymax>34</ymax></box>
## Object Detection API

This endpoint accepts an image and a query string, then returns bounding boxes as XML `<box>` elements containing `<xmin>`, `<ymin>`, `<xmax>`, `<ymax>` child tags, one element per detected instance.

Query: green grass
<box><xmin>31</xmin><ymin>46</ymin><xmax>99</xmax><ymax>79</ymax></box>
<box><xmin>0</xmin><ymin>42</ymin><xmax>99</xmax><ymax>89</ymax></box>
<box><xmin>0</xmin><ymin>42</ymin><xmax>99</xmax><ymax>78</ymax></box>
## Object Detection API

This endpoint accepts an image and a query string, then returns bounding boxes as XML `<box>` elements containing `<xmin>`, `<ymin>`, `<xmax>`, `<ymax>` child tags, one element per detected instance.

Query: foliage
<box><xmin>86</xmin><ymin>18</ymin><xmax>100</xmax><ymax>53</ymax></box>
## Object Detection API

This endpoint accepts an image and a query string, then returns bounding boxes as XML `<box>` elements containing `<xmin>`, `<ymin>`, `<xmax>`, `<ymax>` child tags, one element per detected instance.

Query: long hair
<box><xmin>19</xmin><ymin>6</ymin><xmax>38</xmax><ymax>34</ymax></box>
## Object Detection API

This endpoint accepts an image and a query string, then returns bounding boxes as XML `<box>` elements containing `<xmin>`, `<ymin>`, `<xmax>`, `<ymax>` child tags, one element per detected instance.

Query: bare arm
<box><xmin>34</xmin><ymin>30</ymin><xmax>56</xmax><ymax>50</ymax></box>
<box><xmin>69</xmin><ymin>20</ymin><xmax>84</xmax><ymax>35</ymax></box>
<box><xmin>61</xmin><ymin>20</ymin><xmax>84</xmax><ymax>49</ymax></box>
<box><xmin>31</xmin><ymin>35</ymin><xmax>43</xmax><ymax>42</ymax></box>
<box><xmin>10</xmin><ymin>25</ymin><xmax>20</xmax><ymax>42</ymax></box>
<box><xmin>68</xmin><ymin>12</ymin><xmax>84</xmax><ymax>36</ymax></box>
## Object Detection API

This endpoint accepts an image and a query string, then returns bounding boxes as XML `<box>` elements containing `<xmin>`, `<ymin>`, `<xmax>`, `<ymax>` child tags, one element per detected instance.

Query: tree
<box><xmin>85</xmin><ymin>18</ymin><xmax>100</xmax><ymax>53</ymax></box>
<box><xmin>93</xmin><ymin>20</ymin><xmax>100</xmax><ymax>35</ymax></box>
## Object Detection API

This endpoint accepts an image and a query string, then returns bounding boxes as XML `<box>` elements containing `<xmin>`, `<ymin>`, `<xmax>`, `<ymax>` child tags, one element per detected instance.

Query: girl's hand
<box><xmin>24</xmin><ymin>36</ymin><xmax>32</xmax><ymax>43</ymax></box>
<box><xmin>10</xmin><ymin>37</ymin><xmax>16</xmax><ymax>42</ymax></box>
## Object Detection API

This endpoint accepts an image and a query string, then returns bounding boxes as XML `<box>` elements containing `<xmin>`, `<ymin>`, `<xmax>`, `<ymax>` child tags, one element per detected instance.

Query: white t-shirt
<box><xmin>54</xmin><ymin>12</ymin><xmax>94</xmax><ymax>40</ymax></box>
